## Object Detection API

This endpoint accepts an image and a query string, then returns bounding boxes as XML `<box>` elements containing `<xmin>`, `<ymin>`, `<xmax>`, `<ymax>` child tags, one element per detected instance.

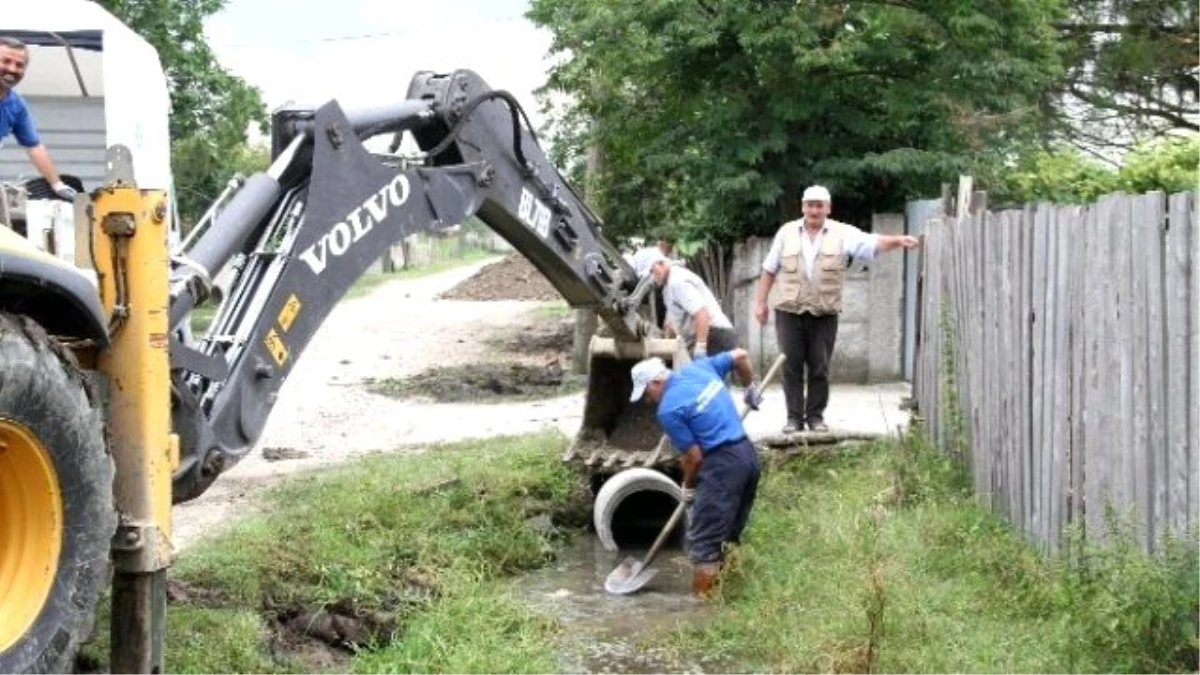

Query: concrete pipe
<box><xmin>593</xmin><ymin>467</ymin><xmax>682</xmax><ymax>552</ymax></box>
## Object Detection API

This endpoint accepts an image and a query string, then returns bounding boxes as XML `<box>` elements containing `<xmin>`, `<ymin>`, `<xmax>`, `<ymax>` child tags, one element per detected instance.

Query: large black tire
<box><xmin>0</xmin><ymin>314</ymin><xmax>115</xmax><ymax>674</ymax></box>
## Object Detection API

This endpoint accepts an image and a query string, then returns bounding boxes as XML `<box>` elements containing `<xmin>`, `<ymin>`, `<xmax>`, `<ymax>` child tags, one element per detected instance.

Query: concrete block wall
<box><xmin>731</xmin><ymin>213</ymin><xmax>906</xmax><ymax>383</ymax></box>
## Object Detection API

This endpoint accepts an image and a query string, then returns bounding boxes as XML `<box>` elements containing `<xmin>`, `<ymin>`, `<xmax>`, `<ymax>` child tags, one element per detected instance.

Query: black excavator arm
<box><xmin>167</xmin><ymin>70</ymin><xmax>653</xmax><ymax>503</ymax></box>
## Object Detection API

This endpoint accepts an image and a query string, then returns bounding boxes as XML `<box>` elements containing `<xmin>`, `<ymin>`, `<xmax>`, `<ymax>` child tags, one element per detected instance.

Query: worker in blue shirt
<box><xmin>628</xmin><ymin>348</ymin><xmax>764</xmax><ymax>596</ymax></box>
<box><xmin>0</xmin><ymin>37</ymin><xmax>77</xmax><ymax>201</ymax></box>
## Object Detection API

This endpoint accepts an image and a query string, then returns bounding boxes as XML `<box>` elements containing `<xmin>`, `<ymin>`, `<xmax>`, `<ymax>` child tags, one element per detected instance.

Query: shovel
<box><xmin>604</xmin><ymin>353</ymin><xmax>787</xmax><ymax>595</ymax></box>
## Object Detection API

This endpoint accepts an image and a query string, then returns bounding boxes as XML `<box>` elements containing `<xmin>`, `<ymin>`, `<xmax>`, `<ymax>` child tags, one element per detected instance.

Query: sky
<box><xmin>204</xmin><ymin>0</ymin><xmax>558</xmax><ymax>133</ymax></box>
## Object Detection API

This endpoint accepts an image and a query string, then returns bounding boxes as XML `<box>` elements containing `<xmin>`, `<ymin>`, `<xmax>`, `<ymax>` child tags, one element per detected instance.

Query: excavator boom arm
<box><xmin>168</xmin><ymin>70</ymin><xmax>645</xmax><ymax>502</ymax></box>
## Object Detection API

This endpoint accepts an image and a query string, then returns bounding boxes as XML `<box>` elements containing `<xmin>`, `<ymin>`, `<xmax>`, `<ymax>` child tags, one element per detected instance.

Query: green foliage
<box><xmin>96</xmin><ymin>0</ymin><xmax>266</xmax><ymax>145</ymax></box>
<box><xmin>997</xmin><ymin>146</ymin><xmax>1120</xmax><ymax>204</ymax></box>
<box><xmin>97</xmin><ymin>0</ymin><xmax>269</xmax><ymax>224</ymax></box>
<box><xmin>1054</xmin><ymin>517</ymin><xmax>1200</xmax><ymax>673</ymax></box>
<box><xmin>529</xmin><ymin>0</ymin><xmax>1064</xmax><ymax>242</ymax></box>
<box><xmin>1117</xmin><ymin>135</ymin><xmax>1200</xmax><ymax>193</ymax></box>
<box><xmin>172</xmin><ymin>139</ymin><xmax>269</xmax><ymax>231</ymax></box>
<box><xmin>993</xmin><ymin>135</ymin><xmax>1198</xmax><ymax>204</ymax></box>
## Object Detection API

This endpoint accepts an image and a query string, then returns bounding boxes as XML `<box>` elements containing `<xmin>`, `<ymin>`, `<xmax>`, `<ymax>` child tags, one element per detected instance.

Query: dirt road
<box><xmin>172</xmin><ymin>258</ymin><xmax>908</xmax><ymax>550</ymax></box>
<box><xmin>172</xmin><ymin>258</ymin><xmax>582</xmax><ymax>549</ymax></box>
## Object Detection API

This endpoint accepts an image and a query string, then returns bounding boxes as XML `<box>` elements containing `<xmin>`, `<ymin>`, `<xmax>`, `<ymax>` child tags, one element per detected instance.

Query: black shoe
<box><xmin>808</xmin><ymin>419</ymin><xmax>829</xmax><ymax>433</ymax></box>
<box><xmin>782</xmin><ymin>420</ymin><xmax>802</xmax><ymax>434</ymax></box>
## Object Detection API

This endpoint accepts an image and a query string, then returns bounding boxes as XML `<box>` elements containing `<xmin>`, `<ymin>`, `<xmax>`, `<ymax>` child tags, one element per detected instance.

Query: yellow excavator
<box><xmin>0</xmin><ymin>5</ymin><xmax>689</xmax><ymax>673</ymax></box>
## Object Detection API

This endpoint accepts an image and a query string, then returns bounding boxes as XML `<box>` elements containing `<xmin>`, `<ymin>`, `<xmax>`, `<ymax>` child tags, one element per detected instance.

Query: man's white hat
<box><xmin>632</xmin><ymin>247</ymin><xmax>667</xmax><ymax>280</ymax></box>
<box><xmin>802</xmin><ymin>185</ymin><xmax>832</xmax><ymax>203</ymax></box>
<box><xmin>629</xmin><ymin>357</ymin><xmax>670</xmax><ymax>401</ymax></box>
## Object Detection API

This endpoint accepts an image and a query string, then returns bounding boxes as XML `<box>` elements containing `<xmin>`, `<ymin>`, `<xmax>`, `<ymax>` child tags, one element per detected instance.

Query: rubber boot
<box><xmin>691</xmin><ymin>562</ymin><xmax>720</xmax><ymax>597</ymax></box>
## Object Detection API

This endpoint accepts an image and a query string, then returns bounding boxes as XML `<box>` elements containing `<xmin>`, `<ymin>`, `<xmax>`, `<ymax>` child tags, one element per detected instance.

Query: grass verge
<box><xmin>662</xmin><ymin>431</ymin><xmax>1199</xmax><ymax>673</ymax></box>
<box><xmin>81</xmin><ymin>431</ymin><xmax>589</xmax><ymax>673</ymax></box>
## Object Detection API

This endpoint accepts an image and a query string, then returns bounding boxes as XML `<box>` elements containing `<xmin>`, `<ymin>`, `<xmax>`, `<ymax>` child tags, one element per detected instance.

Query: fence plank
<box><xmin>1128</xmin><ymin>195</ymin><xmax>1153</xmax><ymax>547</ymax></box>
<box><xmin>1003</xmin><ymin>211</ymin><xmax>1018</xmax><ymax>522</ymax></box>
<box><xmin>1017</xmin><ymin>207</ymin><xmax>1036</xmax><ymax>538</ymax></box>
<box><xmin>1138</xmin><ymin>193</ymin><xmax>1168</xmax><ymax>547</ymax></box>
<box><xmin>1104</xmin><ymin>193</ymin><xmax>1132</xmax><ymax>530</ymax></box>
<box><xmin>990</xmin><ymin>213</ymin><xmax>1005</xmax><ymax>510</ymax></box>
<box><xmin>1075</xmin><ymin>201</ymin><xmax>1094</xmax><ymax>528</ymax></box>
<box><xmin>1089</xmin><ymin>194</ymin><xmax>1113</xmax><ymax>535</ymax></box>
<box><xmin>1023</xmin><ymin>207</ymin><xmax>1037</xmax><ymax>543</ymax></box>
<box><xmin>1188</xmin><ymin>192</ymin><xmax>1199</xmax><ymax>532</ymax></box>
<box><xmin>1165</xmin><ymin>192</ymin><xmax>1194</xmax><ymax>533</ymax></box>
<box><xmin>1032</xmin><ymin>205</ymin><xmax>1050</xmax><ymax>546</ymax></box>
<box><xmin>1046</xmin><ymin>205</ymin><xmax>1065</xmax><ymax>547</ymax></box>
<box><xmin>1032</xmin><ymin>207</ymin><xmax>1041</xmax><ymax>538</ymax></box>
<box><xmin>1050</xmin><ymin>205</ymin><xmax>1074</xmax><ymax>550</ymax></box>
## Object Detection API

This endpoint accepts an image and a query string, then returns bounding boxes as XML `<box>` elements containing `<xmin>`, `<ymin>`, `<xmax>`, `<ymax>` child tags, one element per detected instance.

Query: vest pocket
<box><xmin>817</xmin><ymin>255</ymin><xmax>843</xmax><ymax>287</ymax></box>
<box><xmin>780</xmin><ymin>253</ymin><xmax>800</xmax><ymax>273</ymax></box>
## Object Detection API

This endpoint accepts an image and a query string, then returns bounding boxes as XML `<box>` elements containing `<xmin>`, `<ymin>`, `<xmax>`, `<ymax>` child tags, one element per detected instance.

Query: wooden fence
<box><xmin>914</xmin><ymin>188</ymin><xmax>1198</xmax><ymax>552</ymax></box>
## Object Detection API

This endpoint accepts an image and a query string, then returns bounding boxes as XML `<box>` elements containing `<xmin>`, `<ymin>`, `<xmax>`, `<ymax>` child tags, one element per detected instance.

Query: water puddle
<box><xmin>514</xmin><ymin>536</ymin><xmax>728</xmax><ymax>674</ymax></box>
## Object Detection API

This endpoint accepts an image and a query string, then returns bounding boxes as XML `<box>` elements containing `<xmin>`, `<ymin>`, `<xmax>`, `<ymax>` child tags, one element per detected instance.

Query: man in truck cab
<box><xmin>0</xmin><ymin>37</ymin><xmax>77</xmax><ymax>201</ymax></box>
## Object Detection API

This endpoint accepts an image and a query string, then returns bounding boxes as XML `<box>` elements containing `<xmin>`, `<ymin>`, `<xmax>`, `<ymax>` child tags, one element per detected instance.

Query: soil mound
<box><xmin>439</xmin><ymin>254</ymin><xmax>561</xmax><ymax>301</ymax></box>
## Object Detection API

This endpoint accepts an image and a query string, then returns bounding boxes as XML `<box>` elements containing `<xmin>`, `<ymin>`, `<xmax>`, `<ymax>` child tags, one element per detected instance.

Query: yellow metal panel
<box><xmin>93</xmin><ymin>186</ymin><xmax>175</xmax><ymax>567</ymax></box>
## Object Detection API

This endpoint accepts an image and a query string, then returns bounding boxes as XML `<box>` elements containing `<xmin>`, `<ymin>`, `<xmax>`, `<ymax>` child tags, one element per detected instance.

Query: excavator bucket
<box><xmin>563</xmin><ymin>335</ymin><xmax>689</xmax><ymax>469</ymax></box>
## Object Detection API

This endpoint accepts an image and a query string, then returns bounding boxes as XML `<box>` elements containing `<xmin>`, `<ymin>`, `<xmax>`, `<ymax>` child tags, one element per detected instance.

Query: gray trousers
<box><xmin>774</xmin><ymin>310</ymin><xmax>838</xmax><ymax>424</ymax></box>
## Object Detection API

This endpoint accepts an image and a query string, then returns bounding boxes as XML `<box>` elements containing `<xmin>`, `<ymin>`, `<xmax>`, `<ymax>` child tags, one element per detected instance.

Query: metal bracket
<box><xmin>102</xmin><ymin>212</ymin><xmax>137</xmax><ymax>237</ymax></box>
<box><xmin>111</xmin><ymin>520</ymin><xmax>172</xmax><ymax>573</ymax></box>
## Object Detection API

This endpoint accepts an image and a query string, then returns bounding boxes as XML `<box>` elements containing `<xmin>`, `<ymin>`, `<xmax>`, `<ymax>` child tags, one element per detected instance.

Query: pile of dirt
<box><xmin>364</xmin><ymin>361</ymin><xmax>586</xmax><ymax>403</ymax></box>
<box><xmin>439</xmin><ymin>254</ymin><xmax>561</xmax><ymax>301</ymax></box>
<box><xmin>491</xmin><ymin>316</ymin><xmax>574</xmax><ymax>355</ymax></box>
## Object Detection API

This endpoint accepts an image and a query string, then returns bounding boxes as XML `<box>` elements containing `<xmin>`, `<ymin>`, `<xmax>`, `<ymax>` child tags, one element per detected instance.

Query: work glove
<box><xmin>681</xmin><ymin>487</ymin><xmax>696</xmax><ymax>505</ymax></box>
<box><xmin>692</xmin><ymin>342</ymin><xmax>707</xmax><ymax>359</ymax></box>
<box><xmin>52</xmin><ymin>181</ymin><xmax>77</xmax><ymax>202</ymax></box>
<box><xmin>743</xmin><ymin>381</ymin><xmax>763</xmax><ymax>411</ymax></box>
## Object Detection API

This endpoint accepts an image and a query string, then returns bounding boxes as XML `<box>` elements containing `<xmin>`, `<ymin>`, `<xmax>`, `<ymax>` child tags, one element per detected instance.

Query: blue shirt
<box><xmin>0</xmin><ymin>90</ymin><xmax>40</xmax><ymax>148</ymax></box>
<box><xmin>656</xmin><ymin>353</ymin><xmax>746</xmax><ymax>453</ymax></box>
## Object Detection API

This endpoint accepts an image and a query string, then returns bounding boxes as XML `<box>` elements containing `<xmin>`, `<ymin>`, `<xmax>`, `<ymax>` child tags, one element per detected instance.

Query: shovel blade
<box><xmin>604</xmin><ymin>556</ymin><xmax>660</xmax><ymax>595</ymax></box>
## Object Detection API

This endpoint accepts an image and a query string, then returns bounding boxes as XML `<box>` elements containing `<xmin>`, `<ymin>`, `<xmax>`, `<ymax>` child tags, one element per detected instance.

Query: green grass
<box><xmin>535</xmin><ymin>300</ymin><xmax>571</xmax><ymax>319</ymax></box>
<box><xmin>79</xmin><ymin>429</ymin><xmax>1197</xmax><ymax>673</ymax></box>
<box><xmin>81</xmin><ymin>432</ymin><xmax>586</xmax><ymax>673</ymax></box>
<box><xmin>661</xmin><ymin>432</ymin><xmax>1199</xmax><ymax>674</ymax></box>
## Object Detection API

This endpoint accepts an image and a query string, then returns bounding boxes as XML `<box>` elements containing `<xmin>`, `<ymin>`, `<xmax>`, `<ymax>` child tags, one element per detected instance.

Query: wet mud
<box><xmin>513</xmin><ymin>536</ymin><xmax>729</xmax><ymax>674</ymax></box>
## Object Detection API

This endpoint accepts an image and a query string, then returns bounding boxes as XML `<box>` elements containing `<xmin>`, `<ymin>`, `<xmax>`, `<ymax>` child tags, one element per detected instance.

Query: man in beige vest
<box><xmin>753</xmin><ymin>185</ymin><xmax>918</xmax><ymax>434</ymax></box>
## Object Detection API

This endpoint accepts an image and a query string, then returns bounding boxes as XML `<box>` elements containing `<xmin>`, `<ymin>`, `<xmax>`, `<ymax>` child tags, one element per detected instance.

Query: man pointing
<box><xmin>753</xmin><ymin>185</ymin><xmax>918</xmax><ymax>434</ymax></box>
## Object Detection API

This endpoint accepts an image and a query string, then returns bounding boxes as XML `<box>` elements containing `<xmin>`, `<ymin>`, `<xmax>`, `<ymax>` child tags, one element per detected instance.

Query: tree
<box><xmin>1050</xmin><ymin>0</ymin><xmax>1198</xmax><ymax>151</ymax></box>
<box><xmin>171</xmin><ymin>138</ymin><xmax>269</xmax><ymax>232</ymax></box>
<box><xmin>97</xmin><ymin>0</ymin><xmax>268</xmax><ymax>222</ymax></box>
<box><xmin>529</xmin><ymin>0</ymin><xmax>1065</xmax><ymax>244</ymax></box>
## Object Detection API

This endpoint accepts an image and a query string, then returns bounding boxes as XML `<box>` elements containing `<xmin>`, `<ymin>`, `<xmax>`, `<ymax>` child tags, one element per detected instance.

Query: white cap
<box><xmin>802</xmin><ymin>185</ymin><xmax>832</xmax><ymax>203</ymax></box>
<box><xmin>632</xmin><ymin>247</ymin><xmax>667</xmax><ymax>280</ymax></box>
<box><xmin>629</xmin><ymin>357</ymin><xmax>670</xmax><ymax>401</ymax></box>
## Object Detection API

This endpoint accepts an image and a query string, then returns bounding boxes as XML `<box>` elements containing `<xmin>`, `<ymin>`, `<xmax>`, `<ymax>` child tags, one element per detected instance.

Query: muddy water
<box><xmin>513</xmin><ymin>536</ymin><xmax>729</xmax><ymax>674</ymax></box>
